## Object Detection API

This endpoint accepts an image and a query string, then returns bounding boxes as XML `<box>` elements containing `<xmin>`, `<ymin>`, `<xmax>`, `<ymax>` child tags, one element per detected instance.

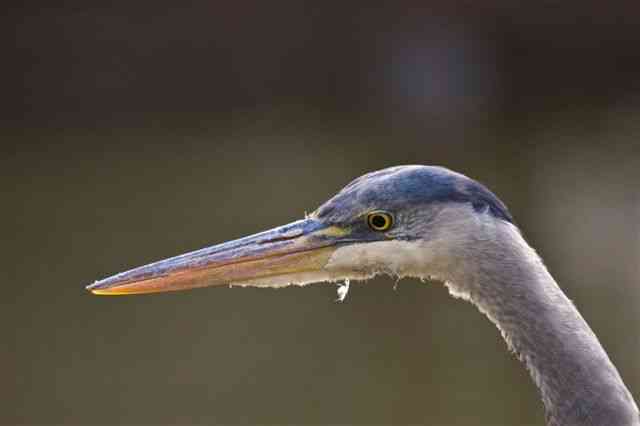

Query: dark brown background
<box><xmin>4</xmin><ymin>2</ymin><xmax>640</xmax><ymax>425</ymax></box>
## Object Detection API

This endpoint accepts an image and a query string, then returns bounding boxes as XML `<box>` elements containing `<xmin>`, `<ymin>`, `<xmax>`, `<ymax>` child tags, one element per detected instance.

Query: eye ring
<box><xmin>366</xmin><ymin>211</ymin><xmax>394</xmax><ymax>232</ymax></box>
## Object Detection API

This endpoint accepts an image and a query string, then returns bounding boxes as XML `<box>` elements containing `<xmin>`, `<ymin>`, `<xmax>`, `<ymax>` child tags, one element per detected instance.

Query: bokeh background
<box><xmin>4</xmin><ymin>2</ymin><xmax>640</xmax><ymax>425</ymax></box>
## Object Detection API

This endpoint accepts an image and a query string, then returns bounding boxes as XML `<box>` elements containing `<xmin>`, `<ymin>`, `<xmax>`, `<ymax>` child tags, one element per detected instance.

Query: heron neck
<box><xmin>443</xmin><ymin>222</ymin><xmax>639</xmax><ymax>426</ymax></box>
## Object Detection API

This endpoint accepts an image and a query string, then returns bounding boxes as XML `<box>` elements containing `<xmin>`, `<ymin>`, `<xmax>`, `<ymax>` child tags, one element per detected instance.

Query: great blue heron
<box><xmin>87</xmin><ymin>165</ymin><xmax>639</xmax><ymax>426</ymax></box>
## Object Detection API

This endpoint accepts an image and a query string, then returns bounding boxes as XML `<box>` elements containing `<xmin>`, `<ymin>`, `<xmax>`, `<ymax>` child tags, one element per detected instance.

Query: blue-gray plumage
<box><xmin>316</xmin><ymin>166</ymin><xmax>513</xmax><ymax>224</ymax></box>
<box><xmin>87</xmin><ymin>165</ymin><xmax>639</xmax><ymax>426</ymax></box>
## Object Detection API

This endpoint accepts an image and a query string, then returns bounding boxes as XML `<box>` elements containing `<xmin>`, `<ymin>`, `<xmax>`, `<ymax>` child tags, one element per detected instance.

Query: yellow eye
<box><xmin>366</xmin><ymin>211</ymin><xmax>393</xmax><ymax>231</ymax></box>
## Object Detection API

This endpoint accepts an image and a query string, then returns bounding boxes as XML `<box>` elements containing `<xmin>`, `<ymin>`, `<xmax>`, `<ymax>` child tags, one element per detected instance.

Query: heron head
<box><xmin>87</xmin><ymin>165</ymin><xmax>513</xmax><ymax>295</ymax></box>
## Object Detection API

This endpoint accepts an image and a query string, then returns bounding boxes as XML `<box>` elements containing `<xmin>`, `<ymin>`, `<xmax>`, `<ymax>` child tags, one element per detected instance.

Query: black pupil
<box><xmin>371</xmin><ymin>215</ymin><xmax>387</xmax><ymax>229</ymax></box>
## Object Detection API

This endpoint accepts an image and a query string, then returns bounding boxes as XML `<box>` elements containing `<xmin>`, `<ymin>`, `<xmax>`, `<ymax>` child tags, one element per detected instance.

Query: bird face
<box><xmin>87</xmin><ymin>165</ymin><xmax>511</xmax><ymax>295</ymax></box>
<box><xmin>86</xmin><ymin>207</ymin><xmax>404</xmax><ymax>295</ymax></box>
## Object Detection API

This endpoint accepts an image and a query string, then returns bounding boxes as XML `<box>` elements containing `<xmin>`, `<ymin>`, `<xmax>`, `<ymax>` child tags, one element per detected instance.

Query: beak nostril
<box><xmin>258</xmin><ymin>230</ymin><xmax>303</xmax><ymax>244</ymax></box>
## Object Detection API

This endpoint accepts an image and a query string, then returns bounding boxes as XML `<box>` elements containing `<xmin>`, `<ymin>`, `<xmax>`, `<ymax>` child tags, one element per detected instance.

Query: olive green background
<box><xmin>4</xmin><ymin>2</ymin><xmax>640</xmax><ymax>425</ymax></box>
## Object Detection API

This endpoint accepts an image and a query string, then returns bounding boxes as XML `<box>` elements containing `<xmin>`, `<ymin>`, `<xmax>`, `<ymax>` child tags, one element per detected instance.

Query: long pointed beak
<box><xmin>86</xmin><ymin>218</ymin><xmax>349</xmax><ymax>295</ymax></box>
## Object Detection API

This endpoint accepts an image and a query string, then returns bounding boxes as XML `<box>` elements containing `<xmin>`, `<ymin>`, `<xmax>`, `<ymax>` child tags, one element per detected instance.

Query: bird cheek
<box><xmin>324</xmin><ymin>241</ymin><xmax>404</xmax><ymax>278</ymax></box>
<box><xmin>324</xmin><ymin>243</ymin><xmax>377</xmax><ymax>277</ymax></box>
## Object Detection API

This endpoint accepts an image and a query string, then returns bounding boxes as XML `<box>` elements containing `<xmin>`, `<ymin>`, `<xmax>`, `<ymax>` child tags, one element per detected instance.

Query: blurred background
<box><xmin>3</xmin><ymin>2</ymin><xmax>640</xmax><ymax>425</ymax></box>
